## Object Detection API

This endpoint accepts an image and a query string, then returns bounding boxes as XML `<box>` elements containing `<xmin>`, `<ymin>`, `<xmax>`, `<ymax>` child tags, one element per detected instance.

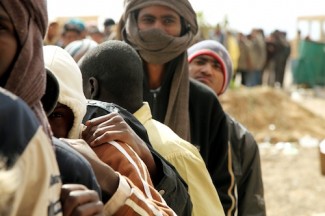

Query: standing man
<box><xmin>118</xmin><ymin>0</ymin><xmax>236</xmax><ymax>214</ymax></box>
<box><xmin>188</xmin><ymin>40</ymin><xmax>266</xmax><ymax>216</ymax></box>
<box><xmin>79</xmin><ymin>40</ymin><xmax>226</xmax><ymax>216</ymax></box>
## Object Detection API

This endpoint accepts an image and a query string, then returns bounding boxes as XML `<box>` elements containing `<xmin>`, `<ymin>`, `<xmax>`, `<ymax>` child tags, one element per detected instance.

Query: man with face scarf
<box><xmin>0</xmin><ymin>1</ymin><xmax>104</xmax><ymax>215</ymax></box>
<box><xmin>119</xmin><ymin>0</ymin><xmax>237</xmax><ymax>214</ymax></box>
<box><xmin>0</xmin><ymin>1</ymin><xmax>63</xmax><ymax>214</ymax></box>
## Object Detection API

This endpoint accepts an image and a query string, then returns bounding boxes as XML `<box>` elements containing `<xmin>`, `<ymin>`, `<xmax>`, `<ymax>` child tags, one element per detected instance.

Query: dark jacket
<box><xmin>227</xmin><ymin>114</ymin><xmax>266</xmax><ymax>216</ymax></box>
<box><xmin>189</xmin><ymin>79</ymin><xmax>236</xmax><ymax>215</ymax></box>
<box><xmin>145</xmin><ymin>76</ymin><xmax>236</xmax><ymax>215</ymax></box>
<box><xmin>0</xmin><ymin>89</ymin><xmax>62</xmax><ymax>215</ymax></box>
<box><xmin>83</xmin><ymin>101</ymin><xmax>192</xmax><ymax>216</ymax></box>
<box><xmin>53</xmin><ymin>138</ymin><xmax>102</xmax><ymax>199</ymax></box>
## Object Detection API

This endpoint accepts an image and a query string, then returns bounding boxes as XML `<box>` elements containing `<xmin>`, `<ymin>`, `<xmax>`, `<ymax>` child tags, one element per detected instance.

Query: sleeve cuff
<box><xmin>103</xmin><ymin>172</ymin><xmax>132</xmax><ymax>215</ymax></box>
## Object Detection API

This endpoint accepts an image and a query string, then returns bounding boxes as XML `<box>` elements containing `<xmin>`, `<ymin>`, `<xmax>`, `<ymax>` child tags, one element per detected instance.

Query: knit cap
<box><xmin>65</xmin><ymin>38</ymin><xmax>98</xmax><ymax>62</ymax></box>
<box><xmin>188</xmin><ymin>40</ymin><xmax>233</xmax><ymax>95</ymax></box>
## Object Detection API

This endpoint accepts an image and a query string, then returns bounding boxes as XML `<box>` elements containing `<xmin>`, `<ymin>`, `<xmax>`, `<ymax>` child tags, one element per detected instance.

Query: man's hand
<box><xmin>81</xmin><ymin>113</ymin><xmax>156</xmax><ymax>177</ymax></box>
<box><xmin>60</xmin><ymin>184</ymin><xmax>103</xmax><ymax>216</ymax></box>
<box><xmin>82</xmin><ymin>113</ymin><xmax>145</xmax><ymax>150</ymax></box>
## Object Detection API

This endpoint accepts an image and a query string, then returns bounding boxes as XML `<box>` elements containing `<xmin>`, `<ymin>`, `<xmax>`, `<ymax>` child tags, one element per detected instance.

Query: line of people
<box><xmin>1</xmin><ymin>0</ymin><xmax>266</xmax><ymax>215</ymax></box>
<box><xmin>209</xmin><ymin>25</ymin><xmax>291</xmax><ymax>88</ymax></box>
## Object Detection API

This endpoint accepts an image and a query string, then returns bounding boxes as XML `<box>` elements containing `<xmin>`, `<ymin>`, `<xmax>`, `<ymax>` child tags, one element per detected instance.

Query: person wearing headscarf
<box><xmin>1</xmin><ymin>0</ymin><xmax>51</xmax><ymax>136</ymax></box>
<box><xmin>0</xmin><ymin>1</ymin><xmax>62</xmax><ymax>215</ymax></box>
<box><xmin>0</xmin><ymin>1</ymin><xmax>104</xmax><ymax>215</ymax></box>
<box><xmin>188</xmin><ymin>40</ymin><xmax>266</xmax><ymax>216</ymax></box>
<box><xmin>119</xmin><ymin>0</ymin><xmax>236</xmax><ymax>214</ymax></box>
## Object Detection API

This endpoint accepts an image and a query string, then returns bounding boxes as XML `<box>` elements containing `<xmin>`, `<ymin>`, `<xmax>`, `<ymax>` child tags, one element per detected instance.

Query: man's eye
<box><xmin>49</xmin><ymin>112</ymin><xmax>64</xmax><ymax>119</ymax></box>
<box><xmin>194</xmin><ymin>60</ymin><xmax>205</xmax><ymax>65</ymax></box>
<box><xmin>163</xmin><ymin>18</ymin><xmax>174</xmax><ymax>24</ymax></box>
<box><xmin>213</xmin><ymin>63</ymin><xmax>222</xmax><ymax>70</ymax></box>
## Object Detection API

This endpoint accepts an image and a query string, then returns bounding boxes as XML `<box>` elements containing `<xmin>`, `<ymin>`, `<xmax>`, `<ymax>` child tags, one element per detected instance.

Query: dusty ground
<box><xmin>220</xmin><ymin>86</ymin><xmax>325</xmax><ymax>216</ymax></box>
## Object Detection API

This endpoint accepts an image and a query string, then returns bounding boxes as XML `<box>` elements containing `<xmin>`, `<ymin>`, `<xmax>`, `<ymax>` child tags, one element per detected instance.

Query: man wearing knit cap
<box><xmin>119</xmin><ymin>0</ymin><xmax>236</xmax><ymax>214</ymax></box>
<box><xmin>188</xmin><ymin>40</ymin><xmax>233</xmax><ymax>96</ymax></box>
<box><xmin>188</xmin><ymin>40</ymin><xmax>266</xmax><ymax>216</ymax></box>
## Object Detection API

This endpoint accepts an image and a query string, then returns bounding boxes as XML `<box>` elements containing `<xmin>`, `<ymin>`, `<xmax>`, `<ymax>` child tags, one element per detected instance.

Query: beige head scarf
<box><xmin>2</xmin><ymin>0</ymin><xmax>51</xmax><ymax>136</ymax></box>
<box><xmin>121</xmin><ymin>0</ymin><xmax>198</xmax><ymax>141</ymax></box>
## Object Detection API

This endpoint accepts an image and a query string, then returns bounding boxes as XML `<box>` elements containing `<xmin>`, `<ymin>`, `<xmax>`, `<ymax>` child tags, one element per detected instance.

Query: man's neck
<box><xmin>145</xmin><ymin>63</ymin><xmax>165</xmax><ymax>89</ymax></box>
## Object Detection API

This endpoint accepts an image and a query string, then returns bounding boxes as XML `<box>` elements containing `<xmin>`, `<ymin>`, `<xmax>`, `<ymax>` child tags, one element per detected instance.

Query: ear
<box><xmin>89</xmin><ymin>77</ymin><xmax>99</xmax><ymax>100</ymax></box>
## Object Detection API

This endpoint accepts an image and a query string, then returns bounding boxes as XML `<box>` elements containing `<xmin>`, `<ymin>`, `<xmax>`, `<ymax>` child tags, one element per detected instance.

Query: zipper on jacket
<box><xmin>150</xmin><ymin>87</ymin><xmax>161</xmax><ymax>118</ymax></box>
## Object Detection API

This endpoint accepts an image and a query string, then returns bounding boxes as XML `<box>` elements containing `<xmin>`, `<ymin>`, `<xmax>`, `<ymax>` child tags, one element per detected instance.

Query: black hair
<box><xmin>103</xmin><ymin>18</ymin><xmax>115</xmax><ymax>27</ymax></box>
<box><xmin>79</xmin><ymin>41</ymin><xmax>144</xmax><ymax>113</ymax></box>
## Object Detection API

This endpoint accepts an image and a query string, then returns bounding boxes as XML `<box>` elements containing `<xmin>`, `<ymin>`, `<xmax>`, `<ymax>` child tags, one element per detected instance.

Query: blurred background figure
<box><xmin>236</xmin><ymin>32</ymin><xmax>253</xmax><ymax>86</ymax></box>
<box><xmin>65</xmin><ymin>38</ymin><xmax>98</xmax><ymax>63</ymax></box>
<box><xmin>289</xmin><ymin>29</ymin><xmax>301</xmax><ymax>75</ymax></box>
<box><xmin>103</xmin><ymin>18</ymin><xmax>117</xmax><ymax>40</ymax></box>
<box><xmin>248</xmin><ymin>28</ymin><xmax>267</xmax><ymax>86</ymax></box>
<box><xmin>269</xmin><ymin>30</ymin><xmax>291</xmax><ymax>87</ymax></box>
<box><xmin>210</xmin><ymin>23</ymin><xmax>226</xmax><ymax>46</ymax></box>
<box><xmin>57</xmin><ymin>18</ymin><xmax>86</xmax><ymax>48</ymax></box>
<box><xmin>44</xmin><ymin>20</ymin><xmax>60</xmax><ymax>45</ymax></box>
<box><xmin>86</xmin><ymin>24</ymin><xmax>105</xmax><ymax>44</ymax></box>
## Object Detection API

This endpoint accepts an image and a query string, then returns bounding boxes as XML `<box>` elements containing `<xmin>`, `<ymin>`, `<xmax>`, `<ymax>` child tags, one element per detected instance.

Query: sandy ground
<box><xmin>220</xmin><ymin>85</ymin><xmax>325</xmax><ymax>216</ymax></box>
<box><xmin>260</xmin><ymin>142</ymin><xmax>325</xmax><ymax>216</ymax></box>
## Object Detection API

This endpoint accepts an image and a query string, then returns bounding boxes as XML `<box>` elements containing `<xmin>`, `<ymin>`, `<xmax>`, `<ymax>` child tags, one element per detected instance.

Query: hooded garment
<box><xmin>43</xmin><ymin>45</ymin><xmax>87</xmax><ymax>139</ymax></box>
<box><xmin>121</xmin><ymin>0</ymin><xmax>198</xmax><ymax>141</ymax></box>
<box><xmin>2</xmin><ymin>0</ymin><xmax>51</xmax><ymax>136</ymax></box>
<box><xmin>188</xmin><ymin>40</ymin><xmax>233</xmax><ymax>95</ymax></box>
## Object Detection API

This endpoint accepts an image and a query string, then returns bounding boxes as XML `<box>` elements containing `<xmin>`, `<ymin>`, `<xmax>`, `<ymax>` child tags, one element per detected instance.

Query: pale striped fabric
<box><xmin>93</xmin><ymin>141</ymin><xmax>176</xmax><ymax>216</ymax></box>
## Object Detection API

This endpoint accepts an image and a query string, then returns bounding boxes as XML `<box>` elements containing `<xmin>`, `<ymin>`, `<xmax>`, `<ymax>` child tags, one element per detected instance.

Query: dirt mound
<box><xmin>220</xmin><ymin>86</ymin><xmax>325</xmax><ymax>143</ymax></box>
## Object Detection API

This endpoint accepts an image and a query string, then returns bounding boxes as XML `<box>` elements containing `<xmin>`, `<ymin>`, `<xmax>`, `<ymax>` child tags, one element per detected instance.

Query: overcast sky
<box><xmin>47</xmin><ymin>0</ymin><xmax>325</xmax><ymax>39</ymax></box>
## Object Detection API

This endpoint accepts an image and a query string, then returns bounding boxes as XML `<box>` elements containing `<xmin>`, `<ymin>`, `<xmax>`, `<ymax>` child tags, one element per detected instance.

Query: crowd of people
<box><xmin>209</xmin><ymin>26</ymin><xmax>292</xmax><ymax>88</ymax></box>
<box><xmin>45</xmin><ymin>16</ymin><xmax>293</xmax><ymax>90</ymax></box>
<box><xmin>1</xmin><ymin>0</ymin><xmax>268</xmax><ymax>215</ymax></box>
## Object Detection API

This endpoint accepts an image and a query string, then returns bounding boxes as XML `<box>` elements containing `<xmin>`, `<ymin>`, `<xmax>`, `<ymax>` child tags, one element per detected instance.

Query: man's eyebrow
<box><xmin>139</xmin><ymin>13</ymin><xmax>155</xmax><ymax>17</ymax></box>
<box><xmin>161</xmin><ymin>14</ymin><xmax>178</xmax><ymax>19</ymax></box>
<box><xmin>196</xmin><ymin>56</ymin><xmax>209</xmax><ymax>61</ymax></box>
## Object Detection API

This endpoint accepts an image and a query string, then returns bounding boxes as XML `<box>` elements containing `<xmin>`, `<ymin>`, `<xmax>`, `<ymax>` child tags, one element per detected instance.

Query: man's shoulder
<box><xmin>0</xmin><ymin>89</ymin><xmax>41</xmax><ymax>166</ymax></box>
<box><xmin>189</xmin><ymin>78</ymin><xmax>218</xmax><ymax>99</ymax></box>
<box><xmin>190</xmin><ymin>78</ymin><xmax>219</xmax><ymax>104</ymax></box>
<box><xmin>189</xmin><ymin>78</ymin><xmax>224</xmax><ymax>114</ymax></box>
<box><xmin>0</xmin><ymin>88</ymin><xmax>38</xmax><ymax>126</ymax></box>
<box><xmin>148</xmin><ymin>118</ymin><xmax>199</xmax><ymax>156</ymax></box>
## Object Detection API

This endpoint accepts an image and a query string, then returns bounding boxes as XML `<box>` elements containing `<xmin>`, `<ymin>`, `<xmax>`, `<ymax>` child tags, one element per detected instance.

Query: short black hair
<box><xmin>79</xmin><ymin>40</ymin><xmax>143</xmax><ymax>112</ymax></box>
<box><xmin>103</xmin><ymin>18</ymin><xmax>115</xmax><ymax>27</ymax></box>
